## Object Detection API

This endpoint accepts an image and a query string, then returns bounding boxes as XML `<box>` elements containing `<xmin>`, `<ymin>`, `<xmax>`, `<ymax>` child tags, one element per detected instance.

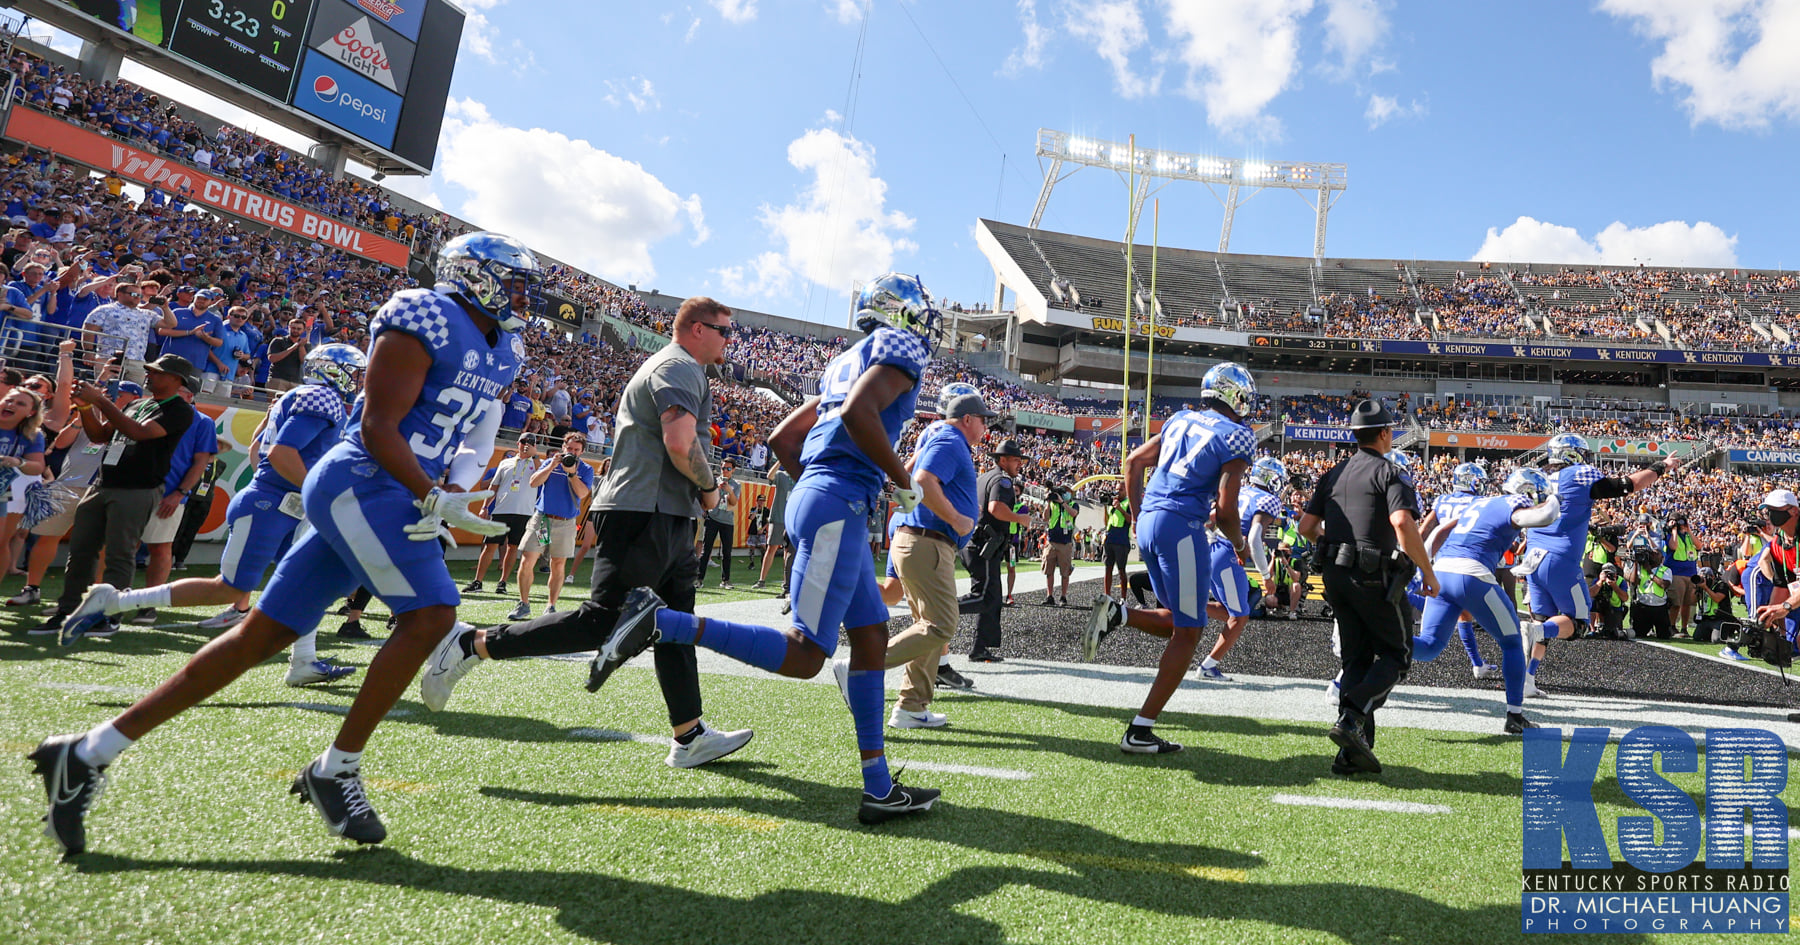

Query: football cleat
<box><xmin>665</xmin><ymin>723</ymin><xmax>755</xmax><ymax>769</ymax></box>
<box><xmin>585</xmin><ymin>588</ymin><xmax>664</xmax><ymax>692</ymax></box>
<box><xmin>28</xmin><ymin>733</ymin><xmax>109</xmax><ymax>855</ymax></box>
<box><xmin>285</xmin><ymin>658</ymin><xmax>356</xmax><ymax>687</ymax></box>
<box><xmin>420</xmin><ymin>623</ymin><xmax>479</xmax><ymax>711</ymax></box>
<box><xmin>1504</xmin><ymin>712</ymin><xmax>1539</xmax><ymax>735</ymax></box>
<box><xmin>59</xmin><ymin>584</ymin><xmax>119</xmax><ymax>645</ymax></box>
<box><xmin>857</xmin><ymin>781</ymin><xmax>941</xmax><ymax>825</ymax></box>
<box><xmin>290</xmin><ymin>761</ymin><xmax>386</xmax><ymax>845</ymax></box>
<box><xmin>1120</xmin><ymin>726</ymin><xmax>1183</xmax><ymax>754</ymax></box>
<box><xmin>1195</xmin><ymin>664</ymin><xmax>1232</xmax><ymax>682</ymax></box>
<box><xmin>197</xmin><ymin>606</ymin><xmax>249</xmax><ymax>630</ymax></box>
<box><xmin>831</xmin><ymin>658</ymin><xmax>851</xmax><ymax>708</ymax></box>
<box><xmin>1472</xmin><ymin>664</ymin><xmax>1501</xmax><ymax>680</ymax></box>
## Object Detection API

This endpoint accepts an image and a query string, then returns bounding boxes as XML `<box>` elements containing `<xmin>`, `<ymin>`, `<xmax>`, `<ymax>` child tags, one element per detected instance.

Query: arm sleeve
<box><xmin>1384</xmin><ymin>467</ymin><xmax>1419</xmax><ymax>517</ymax></box>
<box><xmin>994</xmin><ymin>476</ymin><xmax>1016</xmax><ymax>508</ymax></box>
<box><xmin>1590</xmin><ymin>477</ymin><xmax>1634</xmax><ymax>500</ymax></box>
<box><xmin>1304</xmin><ymin>468</ymin><xmax>1335</xmax><ymax>518</ymax></box>
<box><xmin>650</xmin><ymin>361</ymin><xmax>704</xmax><ymax>418</ymax></box>
<box><xmin>1247</xmin><ymin>519</ymin><xmax>1270</xmax><ymax>573</ymax></box>
<box><xmin>447</xmin><ymin>400</ymin><xmax>504</xmax><ymax>491</ymax></box>
<box><xmin>1512</xmin><ymin>494</ymin><xmax>1562</xmax><ymax>530</ymax></box>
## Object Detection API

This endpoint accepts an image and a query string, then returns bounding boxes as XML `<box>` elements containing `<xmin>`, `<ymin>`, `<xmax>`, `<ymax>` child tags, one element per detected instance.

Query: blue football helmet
<box><xmin>1385</xmin><ymin>450</ymin><xmax>1415</xmax><ymax>476</ymax></box>
<box><xmin>1201</xmin><ymin>362</ymin><xmax>1256</xmax><ymax>417</ymax></box>
<box><xmin>436</xmin><ymin>232</ymin><xmax>546</xmax><ymax>332</ymax></box>
<box><xmin>938</xmin><ymin>381</ymin><xmax>980</xmax><ymax>414</ymax></box>
<box><xmin>1503</xmin><ymin>468</ymin><xmax>1550</xmax><ymax>504</ymax></box>
<box><xmin>1451</xmin><ymin>462</ymin><xmax>1487</xmax><ymax>495</ymax></box>
<box><xmin>303</xmin><ymin>343</ymin><xmax>368</xmax><ymax>404</ymax></box>
<box><xmin>854</xmin><ymin>273</ymin><xmax>943</xmax><ymax>349</ymax></box>
<box><xmin>1545</xmin><ymin>433</ymin><xmax>1589</xmax><ymax>467</ymax></box>
<box><xmin>1249</xmin><ymin>457</ymin><xmax>1288</xmax><ymax>494</ymax></box>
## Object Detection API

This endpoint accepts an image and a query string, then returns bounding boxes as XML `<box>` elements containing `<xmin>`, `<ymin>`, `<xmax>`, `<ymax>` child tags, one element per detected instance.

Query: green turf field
<box><xmin>1</xmin><ymin>564</ymin><xmax>1793</xmax><ymax>943</ymax></box>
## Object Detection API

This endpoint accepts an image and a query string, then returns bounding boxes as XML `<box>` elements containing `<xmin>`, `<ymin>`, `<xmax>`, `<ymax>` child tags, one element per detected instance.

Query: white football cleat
<box><xmin>420</xmin><ymin>622</ymin><xmax>481</xmax><ymax>711</ymax></box>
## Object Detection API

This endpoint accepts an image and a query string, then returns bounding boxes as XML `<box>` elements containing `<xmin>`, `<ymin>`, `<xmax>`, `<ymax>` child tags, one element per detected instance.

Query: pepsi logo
<box><xmin>313</xmin><ymin>75</ymin><xmax>340</xmax><ymax>103</ymax></box>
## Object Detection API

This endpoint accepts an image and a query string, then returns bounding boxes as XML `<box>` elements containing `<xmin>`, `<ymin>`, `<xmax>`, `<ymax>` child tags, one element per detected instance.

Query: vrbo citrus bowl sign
<box><xmin>1088</xmin><ymin>316</ymin><xmax>1176</xmax><ymax>339</ymax></box>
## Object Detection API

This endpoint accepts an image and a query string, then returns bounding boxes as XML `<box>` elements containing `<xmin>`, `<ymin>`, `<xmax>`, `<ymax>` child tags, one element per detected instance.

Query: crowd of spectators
<box><xmin>6</xmin><ymin>52</ymin><xmax>453</xmax><ymax>249</ymax></box>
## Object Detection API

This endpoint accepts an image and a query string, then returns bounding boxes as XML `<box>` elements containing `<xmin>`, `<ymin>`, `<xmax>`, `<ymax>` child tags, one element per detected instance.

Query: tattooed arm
<box><xmin>661</xmin><ymin>405</ymin><xmax>719</xmax><ymax>511</ymax></box>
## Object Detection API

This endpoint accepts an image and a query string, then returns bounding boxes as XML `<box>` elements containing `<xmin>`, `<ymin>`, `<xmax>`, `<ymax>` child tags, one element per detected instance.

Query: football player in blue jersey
<box><xmin>59</xmin><ymin>345</ymin><xmax>368</xmax><ymax>686</ymax></box>
<box><xmin>1115</xmin><ymin>362</ymin><xmax>1258</xmax><ymax>754</ymax></box>
<box><xmin>1519</xmin><ymin>433</ymin><xmax>1677</xmax><ymax>697</ymax></box>
<box><xmin>1191</xmin><ymin>455</ymin><xmax>1285</xmax><ymax>681</ymax></box>
<box><xmin>584</xmin><ymin>272</ymin><xmax>944</xmax><ymax>824</ymax></box>
<box><xmin>28</xmin><ymin>233</ymin><xmax>535</xmax><ymax>853</ymax></box>
<box><xmin>1417</xmin><ymin>462</ymin><xmax>1497</xmax><ymax>680</ymax></box>
<box><xmin>1413</xmin><ymin>469</ymin><xmax>1561</xmax><ymax>734</ymax></box>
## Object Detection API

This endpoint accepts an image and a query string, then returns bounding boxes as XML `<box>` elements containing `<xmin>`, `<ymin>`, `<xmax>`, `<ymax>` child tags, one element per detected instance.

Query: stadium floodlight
<box><xmin>1028</xmin><ymin>128</ymin><xmax>1348</xmax><ymax>258</ymax></box>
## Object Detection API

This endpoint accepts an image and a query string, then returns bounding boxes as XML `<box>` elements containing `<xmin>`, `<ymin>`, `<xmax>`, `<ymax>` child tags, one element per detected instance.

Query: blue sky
<box><xmin>48</xmin><ymin>1</ymin><xmax>1800</xmax><ymax>327</ymax></box>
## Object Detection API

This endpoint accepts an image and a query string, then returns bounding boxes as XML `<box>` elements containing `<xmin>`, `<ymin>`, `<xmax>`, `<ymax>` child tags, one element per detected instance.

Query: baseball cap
<box><xmin>116</xmin><ymin>380</ymin><xmax>143</xmax><ymax>397</ymax></box>
<box><xmin>196</xmin><ymin>287</ymin><xmax>225</xmax><ymax>300</ymax></box>
<box><xmin>1764</xmin><ymin>489</ymin><xmax>1799</xmax><ymax>509</ymax></box>
<box><xmin>944</xmin><ymin>393</ymin><xmax>996</xmax><ymax>420</ymax></box>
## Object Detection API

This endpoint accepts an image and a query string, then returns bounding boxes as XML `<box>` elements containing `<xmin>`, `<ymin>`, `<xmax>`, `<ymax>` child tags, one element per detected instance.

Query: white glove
<box><xmin>892</xmin><ymin>486</ymin><xmax>921</xmax><ymax>514</ymax></box>
<box><xmin>405</xmin><ymin>487</ymin><xmax>505</xmax><ymax>542</ymax></box>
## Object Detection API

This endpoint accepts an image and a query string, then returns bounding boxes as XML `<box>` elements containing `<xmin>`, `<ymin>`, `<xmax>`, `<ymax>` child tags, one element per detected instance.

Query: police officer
<box><xmin>1298</xmin><ymin>399</ymin><xmax>1439</xmax><ymax>775</ymax></box>
<box><xmin>962</xmin><ymin>438</ymin><xmax>1033</xmax><ymax>661</ymax></box>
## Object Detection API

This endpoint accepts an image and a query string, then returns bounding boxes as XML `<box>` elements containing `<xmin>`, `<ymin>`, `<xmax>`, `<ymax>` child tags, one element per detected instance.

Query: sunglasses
<box><xmin>697</xmin><ymin>321</ymin><xmax>733</xmax><ymax>339</ymax></box>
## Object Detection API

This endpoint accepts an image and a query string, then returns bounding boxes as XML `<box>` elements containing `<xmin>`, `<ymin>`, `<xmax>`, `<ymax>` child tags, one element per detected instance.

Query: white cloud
<box><xmin>603</xmin><ymin>77</ymin><xmax>660</xmax><ymax>112</ymax></box>
<box><xmin>685</xmin><ymin>17</ymin><xmax>702</xmax><ymax>41</ymax></box>
<box><xmin>718</xmin><ymin>123</ymin><xmax>916</xmax><ymax>299</ymax></box>
<box><xmin>1321</xmin><ymin>0</ymin><xmax>1388</xmax><ymax>78</ymax></box>
<box><xmin>712</xmin><ymin>0</ymin><xmax>758</xmax><ymax>24</ymax></box>
<box><xmin>1003</xmin><ymin>0</ymin><xmax>1050</xmax><ymax>75</ymax></box>
<box><xmin>1160</xmin><ymin>0</ymin><xmax>1314</xmax><ymax>135</ymax></box>
<box><xmin>435</xmin><ymin>99</ymin><xmax>701</xmax><ymax>284</ymax></box>
<box><xmin>682</xmin><ymin>194</ymin><xmax>711</xmax><ymax>246</ymax></box>
<box><xmin>458</xmin><ymin>0</ymin><xmax>507</xmax><ymax>64</ymax></box>
<box><xmin>1065</xmin><ymin>0</ymin><xmax>1157</xmax><ymax>98</ymax></box>
<box><xmin>1364</xmin><ymin>92</ymin><xmax>1425</xmax><ymax>127</ymax></box>
<box><xmin>1472</xmin><ymin>216</ymin><xmax>1739</xmax><ymax>268</ymax></box>
<box><xmin>1601</xmin><ymin>0</ymin><xmax>1800</xmax><ymax>130</ymax></box>
<box><xmin>830</xmin><ymin>0</ymin><xmax>865</xmax><ymax>24</ymax></box>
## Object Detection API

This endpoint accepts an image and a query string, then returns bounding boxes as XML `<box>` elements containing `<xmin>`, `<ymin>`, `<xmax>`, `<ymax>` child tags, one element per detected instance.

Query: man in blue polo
<box><xmin>882</xmin><ymin>389</ymin><xmax>989</xmax><ymax>727</ymax></box>
<box><xmin>512</xmin><ymin>429</ymin><xmax>594</xmax><ymax>620</ymax></box>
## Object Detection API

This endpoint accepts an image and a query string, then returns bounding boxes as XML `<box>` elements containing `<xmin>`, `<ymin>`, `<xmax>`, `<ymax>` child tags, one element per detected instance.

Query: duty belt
<box><xmin>1319</xmin><ymin>542</ymin><xmax>1407</xmax><ymax>573</ymax></box>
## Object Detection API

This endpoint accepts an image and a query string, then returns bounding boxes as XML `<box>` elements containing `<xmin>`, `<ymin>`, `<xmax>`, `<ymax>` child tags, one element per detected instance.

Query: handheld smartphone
<box><xmin>105</xmin><ymin>350</ymin><xmax>124</xmax><ymax>399</ymax></box>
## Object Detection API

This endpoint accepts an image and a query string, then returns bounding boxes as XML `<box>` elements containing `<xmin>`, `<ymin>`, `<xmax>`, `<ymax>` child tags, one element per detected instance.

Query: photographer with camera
<box><xmin>961</xmin><ymin>438</ymin><xmax>1032</xmax><ymax>662</ymax></box>
<box><xmin>1586</xmin><ymin>563</ymin><xmax>1629</xmax><ymax>639</ymax></box>
<box><xmin>1665</xmin><ymin>514</ymin><xmax>1700</xmax><ymax>637</ymax></box>
<box><xmin>512</xmin><ymin>431</ymin><xmax>594</xmax><ymax>620</ymax></box>
<box><xmin>1040</xmin><ymin>484</ymin><xmax>1076</xmax><ymax>607</ymax></box>
<box><xmin>1692</xmin><ymin>566</ymin><xmax>1732</xmax><ymax>644</ymax></box>
<box><xmin>1624</xmin><ymin>537</ymin><xmax>1674</xmax><ymax>640</ymax></box>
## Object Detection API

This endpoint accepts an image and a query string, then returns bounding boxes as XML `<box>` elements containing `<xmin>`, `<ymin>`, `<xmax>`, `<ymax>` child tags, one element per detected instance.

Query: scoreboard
<box><xmin>1249</xmin><ymin>335</ymin><xmax>1364</xmax><ymax>353</ymax></box>
<box><xmin>34</xmin><ymin>0</ymin><xmax>460</xmax><ymax>173</ymax></box>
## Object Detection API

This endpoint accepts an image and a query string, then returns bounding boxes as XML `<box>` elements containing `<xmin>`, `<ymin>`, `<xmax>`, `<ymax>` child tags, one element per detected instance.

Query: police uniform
<box><xmin>962</xmin><ymin>440</ymin><xmax>1024</xmax><ymax>660</ymax></box>
<box><xmin>1304</xmin><ymin>400</ymin><xmax>1419</xmax><ymax>773</ymax></box>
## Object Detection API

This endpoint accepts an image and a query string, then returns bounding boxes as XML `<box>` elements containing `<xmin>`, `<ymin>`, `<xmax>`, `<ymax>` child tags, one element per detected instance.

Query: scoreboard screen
<box><xmin>43</xmin><ymin>0</ymin><xmax>460</xmax><ymax>172</ymax></box>
<box><xmin>166</xmin><ymin>0</ymin><xmax>317</xmax><ymax>100</ymax></box>
<box><xmin>1250</xmin><ymin>335</ymin><xmax>1364</xmax><ymax>353</ymax></box>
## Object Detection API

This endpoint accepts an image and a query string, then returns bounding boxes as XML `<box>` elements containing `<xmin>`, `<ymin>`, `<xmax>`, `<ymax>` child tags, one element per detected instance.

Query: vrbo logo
<box><xmin>311</xmin><ymin>75</ymin><xmax>388</xmax><ymax>121</ymax></box>
<box><xmin>1525</xmin><ymin>727</ymin><xmax>1787</xmax><ymax>873</ymax></box>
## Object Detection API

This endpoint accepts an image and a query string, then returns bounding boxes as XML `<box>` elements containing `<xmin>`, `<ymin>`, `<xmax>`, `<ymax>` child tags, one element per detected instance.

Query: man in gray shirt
<box><xmin>756</xmin><ymin>465</ymin><xmax>794</xmax><ymax>595</ymax></box>
<box><xmin>698</xmin><ymin>460</ymin><xmax>737</xmax><ymax>588</ymax></box>
<box><xmin>423</xmin><ymin>297</ymin><xmax>755</xmax><ymax>769</ymax></box>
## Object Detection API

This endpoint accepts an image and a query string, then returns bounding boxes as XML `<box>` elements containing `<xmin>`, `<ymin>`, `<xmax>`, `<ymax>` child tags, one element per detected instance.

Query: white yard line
<box><xmin>570</xmin><ymin>728</ymin><xmax>673</xmax><ymax>747</ymax></box>
<box><xmin>37</xmin><ymin>682</ymin><xmax>149</xmax><ymax>696</ymax></box>
<box><xmin>1271</xmin><ymin>794</ymin><xmax>1452</xmax><ymax>815</ymax></box>
<box><xmin>896</xmin><ymin>760</ymin><xmax>1034</xmax><ymax>780</ymax></box>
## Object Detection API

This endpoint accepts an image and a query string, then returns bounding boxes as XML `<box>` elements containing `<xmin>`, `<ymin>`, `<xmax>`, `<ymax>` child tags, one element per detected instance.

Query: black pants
<box><xmin>1592</xmin><ymin>598</ymin><xmax>1626</xmax><ymax>637</ymax></box>
<box><xmin>959</xmin><ymin>545</ymin><xmax>1005</xmax><ymax>655</ymax></box>
<box><xmin>1323</xmin><ymin>564</ymin><xmax>1412</xmax><ymax>719</ymax></box>
<box><xmin>1630</xmin><ymin>602</ymin><xmax>1673</xmax><ymax>639</ymax></box>
<box><xmin>699</xmin><ymin>518</ymin><xmax>732</xmax><ymax>583</ymax></box>
<box><xmin>170</xmin><ymin>489</ymin><xmax>214</xmax><ymax>565</ymax></box>
<box><xmin>485</xmin><ymin>511</ymin><xmax>704</xmax><ymax>726</ymax></box>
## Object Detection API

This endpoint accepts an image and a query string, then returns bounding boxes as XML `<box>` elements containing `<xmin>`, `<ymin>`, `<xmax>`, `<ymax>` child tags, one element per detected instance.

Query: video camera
<box><xmin>1589</xmin><ymin>522</ymin><xmax>1628</xmax><ymax>543</ymax></box>
<box><xmin>1735</xmin><ymin>620</ymin><xmax>1793</xmax><ymax>671</ymax></box>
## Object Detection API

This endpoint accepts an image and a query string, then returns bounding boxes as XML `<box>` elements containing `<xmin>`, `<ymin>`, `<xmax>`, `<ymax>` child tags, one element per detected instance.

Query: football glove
<box><xmin>406</xmin><ymin>487</ymin><xmax>506</xmax><ymax>542</ymax></box>
<box><xmin>892</xmin><ymin>486</ymin><xmax>921</xmax><ymax>514</ymax></box>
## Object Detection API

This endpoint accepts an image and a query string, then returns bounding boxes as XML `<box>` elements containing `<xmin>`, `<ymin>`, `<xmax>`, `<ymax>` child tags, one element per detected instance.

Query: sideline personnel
<box><xmin>962</xmin><ymin>438</ymin><xmax>1032</xmax><ymax>662</ymax></box>
<box><xmin>1298</xmin><ymin>399</ymin><xmax>1438</xmax><ymax>776</ymax></box>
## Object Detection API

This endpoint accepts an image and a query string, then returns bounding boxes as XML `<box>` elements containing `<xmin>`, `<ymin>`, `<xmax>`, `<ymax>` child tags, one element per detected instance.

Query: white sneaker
<box><xmin>831</xmin><ymin>658</ymin><xmax>851</xmax><ymax>708</ymax></box>
<box><xmin>1472</xmin><ymin>664</ymin><xmax>1501</xmax><ymax>680</ymax></box>
<box><xmin>665</xmin><ymin>723</ymin><xmax>755</xmax><ymax>768</ymax></box>
<box><xmin>1720</xmin><ymin>647</ymin><xmax>1751</xmax><ymax>662</ymax></box>
<box><xmin>1523</xmin><ymin>675</ymin><xmax>1547</xmax><ymax>698</ymax></box>
<box><xmin>420</xmin><ymin>622</ymin><xmax>480</xmax><ymax>711</ymax></box>
<box><xmin>198</xmin><ymin>606</ymin><xmax>249</xmax><ymax>630</ymax></box>
<box><xmin>285</xmin><ymin>658</ymin><xmax>356</xmax><ymax>687</ymax></box>
<box><xmin>68</xmin><ymin>583</ymin><xmax>119</xmax><ymax>626</ymax></box>
<box><xmin>889</xmin><ymin>706</ymin><xmax>948</xmax><ymax>729</ymax></box>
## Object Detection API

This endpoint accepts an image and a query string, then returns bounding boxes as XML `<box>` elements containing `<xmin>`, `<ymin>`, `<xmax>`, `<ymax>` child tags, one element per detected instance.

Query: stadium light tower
<box><xmin>1028</xmin><ymin>129</ymin><xmax>1348</xmax><ymax>258</ymax></box>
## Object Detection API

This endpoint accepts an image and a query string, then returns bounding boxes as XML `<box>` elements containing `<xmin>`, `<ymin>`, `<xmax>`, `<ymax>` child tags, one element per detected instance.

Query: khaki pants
<box><xmin>887</xmin><ymin>529</ymin><xmax>959</xmax><ymax>711</ymax></box>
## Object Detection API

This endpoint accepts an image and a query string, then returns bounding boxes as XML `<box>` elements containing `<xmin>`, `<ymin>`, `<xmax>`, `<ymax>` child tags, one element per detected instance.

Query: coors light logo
<box><xmin>325</xmin><ymin>16</ymin><xmax>397</xmax><ymax>91</ymax></box>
